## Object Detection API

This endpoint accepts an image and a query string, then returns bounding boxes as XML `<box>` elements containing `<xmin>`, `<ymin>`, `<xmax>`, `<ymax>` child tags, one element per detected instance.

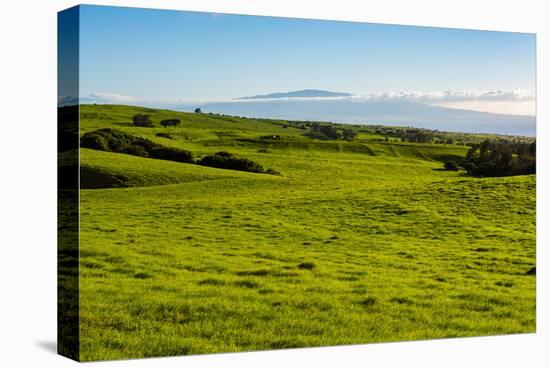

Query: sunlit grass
<box><xmin>76</xmin><ymin>104</ymin><xmax>535</xmax><ymax>361</ymax></box>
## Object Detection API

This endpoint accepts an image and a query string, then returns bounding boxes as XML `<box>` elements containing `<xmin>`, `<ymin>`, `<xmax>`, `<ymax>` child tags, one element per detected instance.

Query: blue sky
<box><xmin>74</xmin><ymin>5</ymin><xmax>535</xmax><ymax>114</ymax></box>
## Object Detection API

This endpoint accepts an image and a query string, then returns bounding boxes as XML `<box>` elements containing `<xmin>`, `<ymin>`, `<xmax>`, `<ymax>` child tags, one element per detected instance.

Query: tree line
<box><xmin>445</xmin><ymin>140</ymin><xmax>536</xmax><ymax>177</ymax></box>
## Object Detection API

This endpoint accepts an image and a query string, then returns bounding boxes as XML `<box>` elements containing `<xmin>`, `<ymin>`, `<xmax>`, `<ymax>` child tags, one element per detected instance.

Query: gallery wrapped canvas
<box><xmin>58</xmin><ymin>4</ymin><xmax>536</xmax><ymax>362</ymax></box>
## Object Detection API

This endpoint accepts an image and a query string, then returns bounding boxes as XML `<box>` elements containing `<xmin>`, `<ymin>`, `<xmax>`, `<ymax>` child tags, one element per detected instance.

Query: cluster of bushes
<box><xmin>81</xmin><ymin>128</ymin><xmax>193</xmax><ymax>163</ymax></box>
<box><xmin>307</xmin><ymin>123</ymin><xmax>358</xmax><ymax>141</ymax></box>
<box><xmin>132</xmin><ymin>114</ymin><xmax>182</xmax><ymax>128</ymax></box>
<box><xmin>444</xmin><ymin>140</ymin><xmax>536</xmax><ymax>177</ymax></box>
<box><xmin>132</xmin><ymin>114</ymin><xmax>154</xmax><ymax>127</ymax></box>
<box><xmin>370</xmin><ymin>127</ymin><xmax>462</xmax><ymax>144</ymax></box>
<box><xmin>198</xmin><ymin>151</ymin><xmax>265</xmax><ymax>173</ymax></box>
<box><xmin>342</xmin><ymin>129</ymin><xmax>358</xmax><ymax>141</ymax></box>
<box><xmin>81</xmin><ymin>129</ymin><xmax>276</xmax><ymax>174</ymax></box>
<box><xmin>160</xmin><ymin>119</ymin><xmax>181</xmax><ymax>127</ymax></box>
<box><xmin>462</xmin><ymin>140</ymin><xmax>536</xmax><ymax>177</ymax></box>
<box><xmin>148</xmin><ymin>146</ymin><xmax>194</xmax><ymax>163</ymax></box>
<box><xmin>394</xmin><ymin>129</ymin><xmax>434</xmax><ymax>143</ymax></box>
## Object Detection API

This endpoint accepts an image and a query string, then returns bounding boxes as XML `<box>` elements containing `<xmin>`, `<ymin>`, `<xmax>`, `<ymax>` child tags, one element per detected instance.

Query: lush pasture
<box><xmin>76</xmin><ymin>105</ymin><xmax>536</xmax><ymax>361</ymax></box>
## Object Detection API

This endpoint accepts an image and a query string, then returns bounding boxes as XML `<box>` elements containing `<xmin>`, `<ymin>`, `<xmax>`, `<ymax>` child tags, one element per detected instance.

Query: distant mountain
<box><xmin>77</xmin><ymin>89</ymin><xmax>536</xmax><ymax>136</ymax></box>
<box><xmin>239</xmin><ymin>89</ymin><xmax>353</xmax><ymax>100</ymax></box>
<box><xmin>174</xmin><ymin>98</ymin><xmax>535</xmax><ymax>136</ymax></box>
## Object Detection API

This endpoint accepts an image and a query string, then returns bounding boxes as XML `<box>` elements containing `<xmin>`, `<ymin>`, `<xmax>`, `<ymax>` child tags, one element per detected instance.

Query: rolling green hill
<box><xmin>74</xmin><ymin>104</ymin><xmax>536</xmax><ymax>361</ymax></box>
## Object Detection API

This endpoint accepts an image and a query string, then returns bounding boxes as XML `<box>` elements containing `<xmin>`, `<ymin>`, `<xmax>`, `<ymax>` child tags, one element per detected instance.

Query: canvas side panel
<box><xmin>57</xmin><ymin>5</ymin><xmax>80</xmax><ymax>362</ymax></box>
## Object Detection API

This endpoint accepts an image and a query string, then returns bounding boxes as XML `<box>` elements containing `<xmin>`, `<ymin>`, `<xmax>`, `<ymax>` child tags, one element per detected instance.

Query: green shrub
<box><xmin>198</xmin><ymin>152</ymin><xmax>264</xmax><ymax>173</ymax></box>
<box><xmin>80</xmin><ymin>132</ymin><xmax>109</xmax><ymax>151</ymax></box>
<box><xmin>81</xmin><ymin>129</ymin><xmax>155</xmax><ymax>154</ymax></box>
<box><xmin>160</xmin><ymin>119</ymin><xmax>181</xmax><ymax>128</ymax></box>
<box><xmin>132</xmin><ymin>114</ymin><xmax>154</xmax><ymax>127</ymax></box>
<box><xmin>81</xmin><ymin>128</ymin><xmax>193</xmax><ymax>164</ymax></box>
<box><xmin>343</xmin><ymin>129</ymin><xmax>358</xmax><ymax>141</ymax></box>
<box><xmin>149</xmin><ymin>146</ymin><xmax>194</xmax><ymax>163</ymax></box>
<box><xmin>319</xmin><ymin>125</ymin><xmax>341</xmax><ymax>140</ymax></box>
<box><xmin>124</xmin><ymin>145</ymin><xmax>148</xmax><ymax>157</ymax></box>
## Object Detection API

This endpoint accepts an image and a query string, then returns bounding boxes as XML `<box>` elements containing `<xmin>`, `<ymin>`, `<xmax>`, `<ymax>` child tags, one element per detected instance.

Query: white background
<box><xmin>0</xmin><ymin>0</ymin><xmax>547</xmax><ymax>366</ymax></box>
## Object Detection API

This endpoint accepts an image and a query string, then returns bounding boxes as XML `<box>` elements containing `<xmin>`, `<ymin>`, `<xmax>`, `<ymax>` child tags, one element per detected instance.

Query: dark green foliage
<box><xmin>149</xmin><ymin>146</ymin><xmax>194</xmax><ymax>163</ymax></box>
<box><xmin>156</xmin><ymin>132</ymin><xmax>172</xmax><ymax>139</ymax></box>
<box><xmin>80</xmin><ymin>132</ymin><xmax>110</xmax><ymax>151</ymax></box>
<box><xmin>444</xmin><ymin>161</ymin><xmax>459</xmax><ymax>171</ymax></box>
<box><xmin>124</xmin><ymin>145</ymin><xmax>148</xmax><ymax>157</ymax></box>
<box><xmin>198</xmin><ymin>151</ymin><xmax>265</xmax><ymax>173</ymax></box>
<box><xmin>463</xmin><ymin>140</ymin><xmax>536</xmax><ymax>177</ymax></box>
<box><xmin>319</xmin><ymin>125</ymin><xmax>341</xmax><ymax>140</ymax></box>
<box><xmin>308</xmin><ymin>123</ymin><xmax>356</xmax><ymax>141</ymax></box>
<box><xmin>81</xmin><ymin>129</ymin><xmax>156</xmax><ymax>154</ymax></box>
<box><xmin>343</xmin><ymin>129</ymin><xmax>358</xmax><ymax>141</ymax></box>
<box><xmin>194</xmin><ymin>108</ymin><xmax>202</xmax><ymax>114</ymax></box>
<box><xmin>309</xmin><ymin>122</ymin><xmax>340</xmax><ymax>140</ymax></box>
<box><xmin>303</xmin><ymin>131</ymin><xmax>331</xmax><ymax>140</ymax></box>
<box><xmin>160</xmin><ymin>119</ymin><xmax>181</xmax><ymax>128</ymax></box>
<box><xmin>81</xmin><ymin>128</ymin><xmax>193</xmax><ymax>164</ymax></box>
<box><xmin>402</xmin><ymin>130</ymin><xmax>433</xmax><ymax>143</ymax></box>
<box><xmin>260</xmin><ymin>135</ymin><xmax>281</xmax><ymax>140</ymax></box>
<box><xmin>132</xmin><ymin>114</ymin><xmax>154</xmax><ymax>127</ymax></box>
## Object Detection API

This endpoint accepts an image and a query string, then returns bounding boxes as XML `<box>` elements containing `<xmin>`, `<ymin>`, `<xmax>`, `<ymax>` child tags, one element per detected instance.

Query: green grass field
<box><xmin>74</xmin><ymin>104</ymin><xmax>536</xmax><ymax>361</ymax></box>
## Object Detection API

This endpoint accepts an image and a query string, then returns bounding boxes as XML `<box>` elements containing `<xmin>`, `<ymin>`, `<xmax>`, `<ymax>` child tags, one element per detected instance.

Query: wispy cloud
<box><xmin>372</xmin><ymin>89</ymin><xmax>535</xmax><ymax>103</ymax></box>
<box><xmin>88</xmin><ymin>92</ymin><xmax>136</xmax><ymax>102</ymax></box>
<box><xmin>84</xmin><ymin>89</ymin><xmax>536</xmax><ymax>116</ymax></box>
<box><xmin>172</xmin><ymin>89</ymin><xmax>536</xmax><ymax>104</ymax></box>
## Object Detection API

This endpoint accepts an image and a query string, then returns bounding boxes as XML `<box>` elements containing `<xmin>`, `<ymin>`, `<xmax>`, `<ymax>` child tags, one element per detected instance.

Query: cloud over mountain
<box><xmin>79</xmin><ymin>89</ymin><xmax>536</xmax><ymax>136</ymax></box>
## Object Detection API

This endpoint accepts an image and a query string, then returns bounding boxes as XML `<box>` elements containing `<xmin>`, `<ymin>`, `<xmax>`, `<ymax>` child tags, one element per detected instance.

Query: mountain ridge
<box><xmin>239</xmin><ymin>89</ymin><xmax>353</xmax><ymax>100</ymax></box>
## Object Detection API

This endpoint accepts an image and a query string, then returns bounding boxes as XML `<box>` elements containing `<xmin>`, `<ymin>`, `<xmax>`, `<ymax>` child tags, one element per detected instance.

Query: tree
<box><xmin>160</xmin><ymin>119</ymin><xmax>181</xmax><ymax>127</ymax></box>
<box><xmin>462</xmin><ymin>140</ymin><xmax>536</xmax><ymax>177</ymax></box>
<box><xmin>194</xmin><ymin>108</ymin><xmax>202</xmax><ymax>114</ymax></box>
<box><xmin>319</xmin><ymin>125</ymin><xmax>341</xmax><ymax>140</ymax></box>
<box><xmin>132</xmin><ymin>114</ymin><xmax>153</xmax><ymax>127</ymax></box>
<box><xmin>343</xmin><ymin>129</ymin><xmax>358</xmax><ymax>141</ymax></box>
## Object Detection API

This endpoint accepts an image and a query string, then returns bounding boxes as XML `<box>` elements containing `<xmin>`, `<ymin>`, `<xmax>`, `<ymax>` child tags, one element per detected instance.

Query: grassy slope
<box><xmin>78</xmin><ymin>148</ymin><xmax>279</xmax><ymax>188</ymax></box>
<box><xmin>77</xmin><ymin>105</ymin><xmax>536</xmax><ymax>361</ymax></box>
